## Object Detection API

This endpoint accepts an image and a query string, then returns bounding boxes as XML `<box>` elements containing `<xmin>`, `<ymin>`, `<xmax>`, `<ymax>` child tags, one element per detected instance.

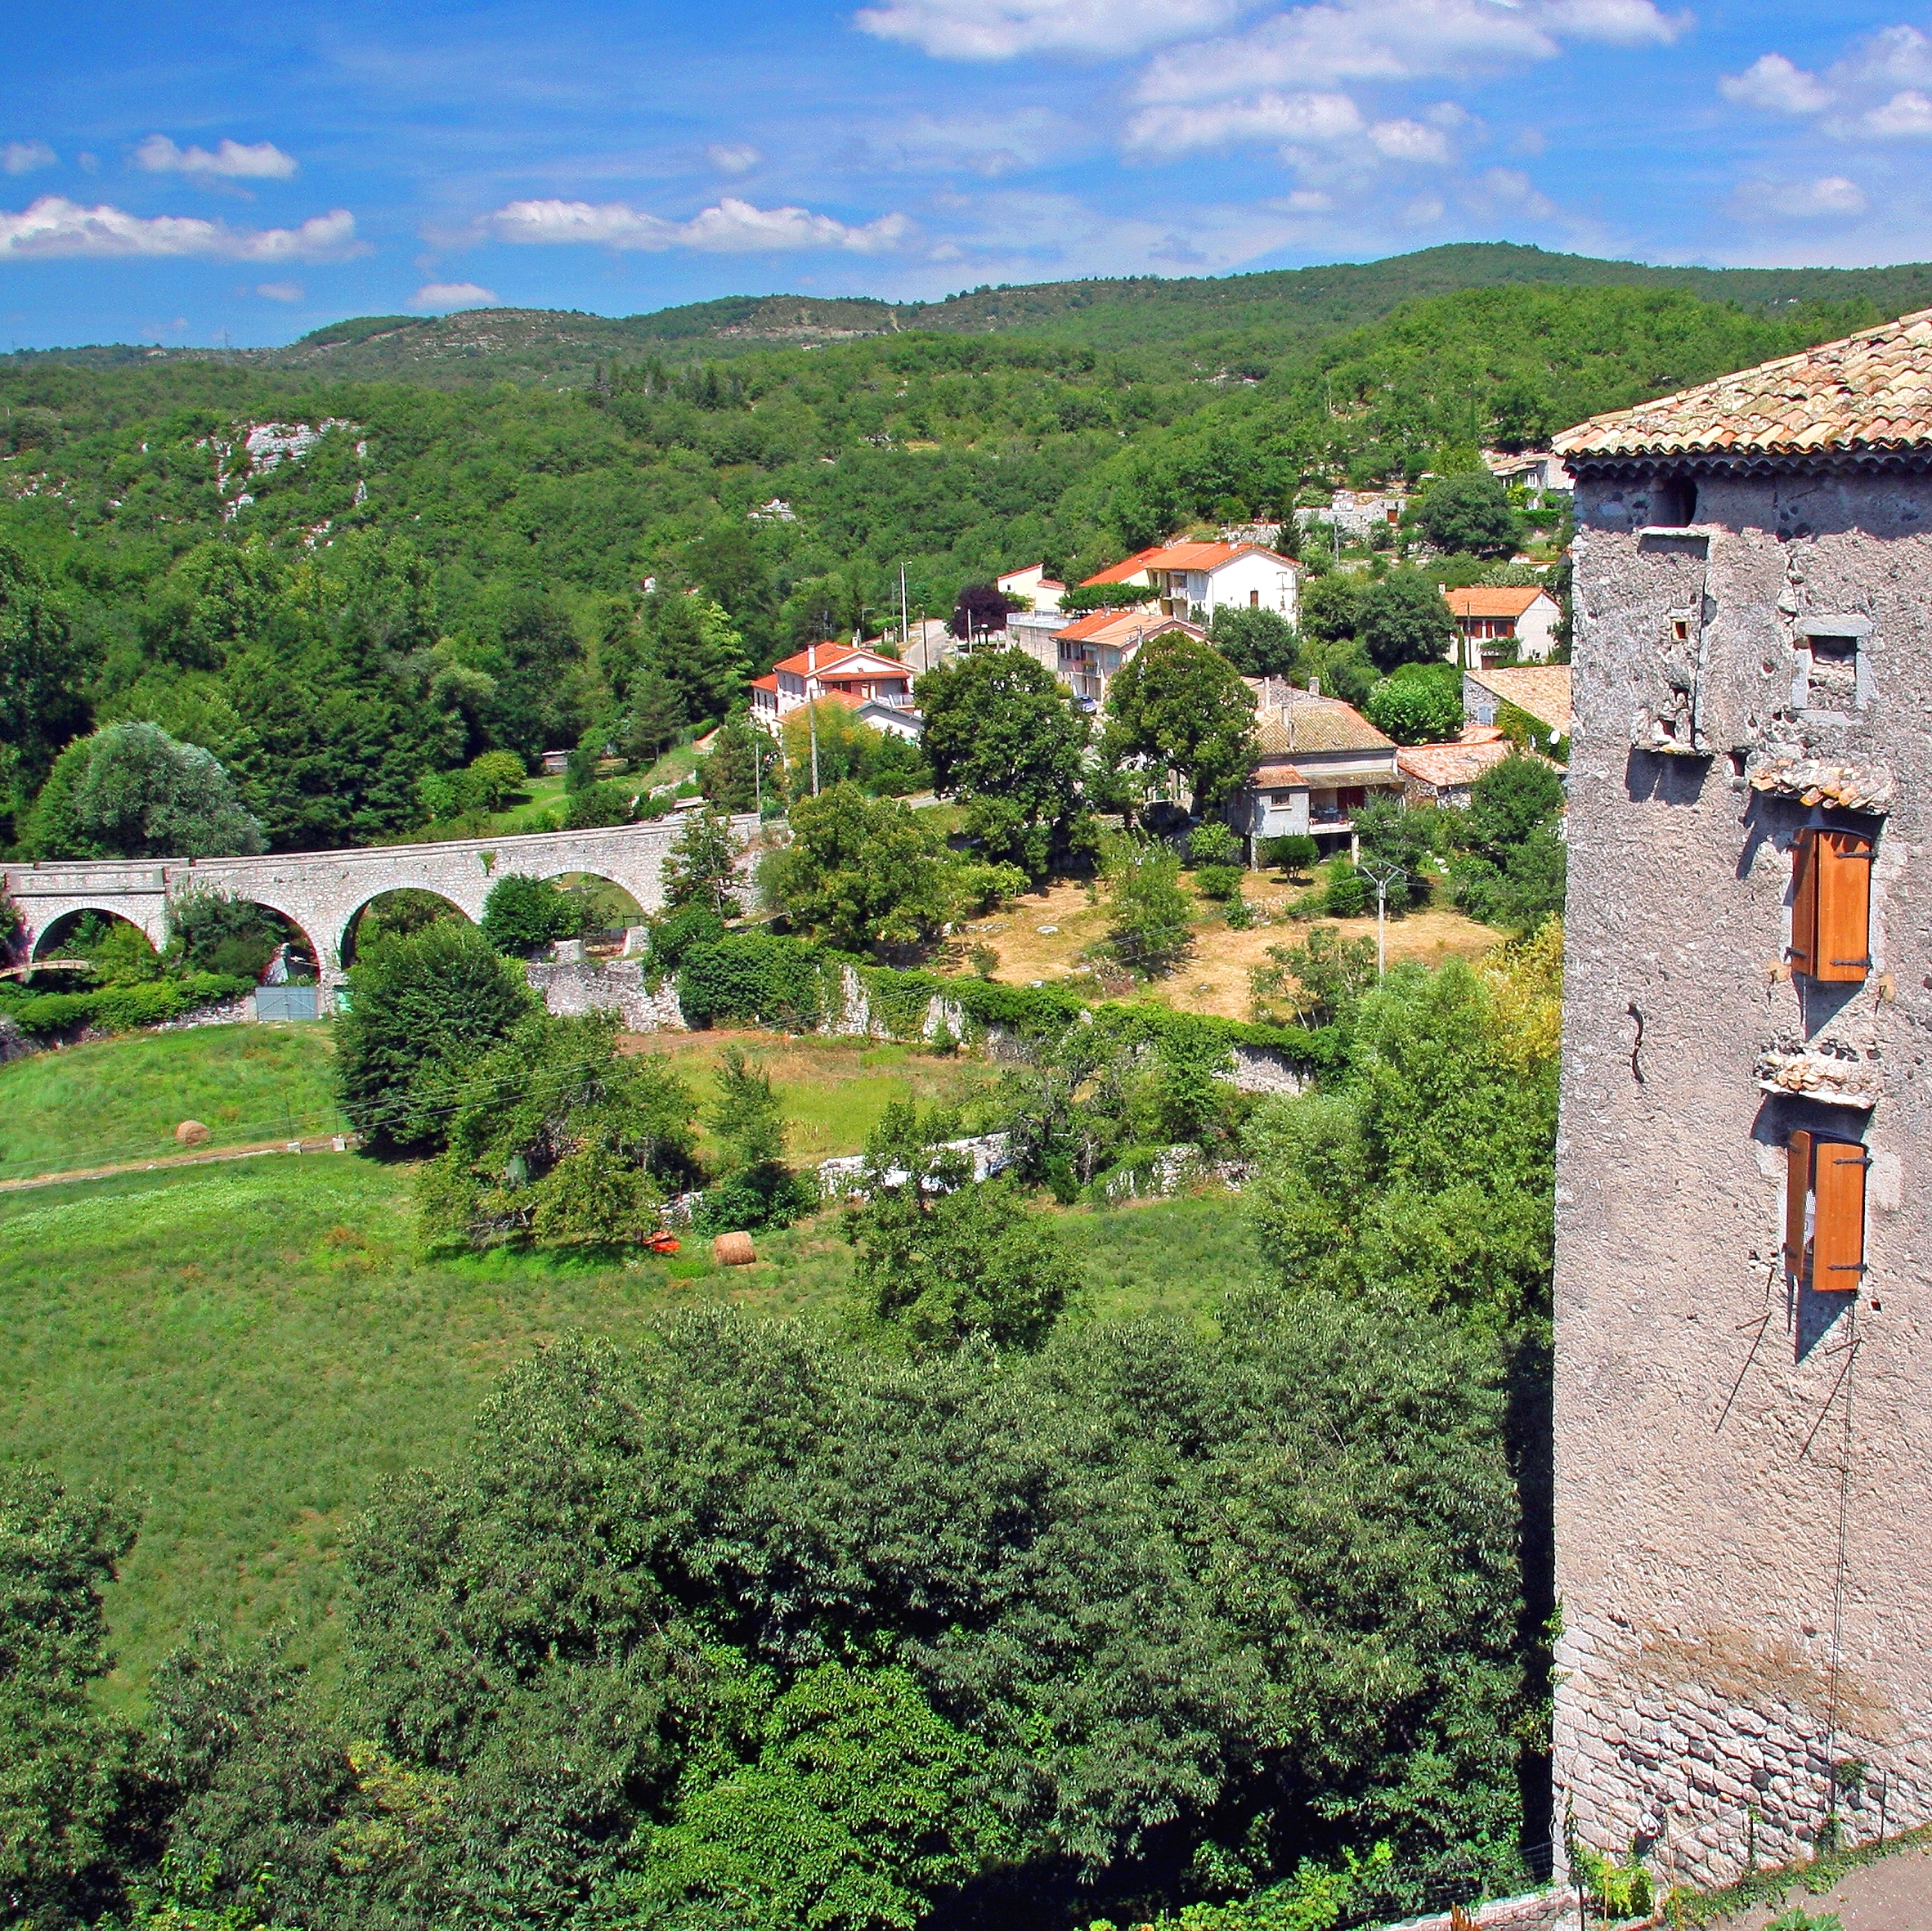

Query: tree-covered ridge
<box><xmin>0</xmin><ymin>277</ymin><xmax>1883</xmax><ymax>854</ymax></box>
<box><xmin>11</xmin><ymin>240</ymin><xmax>1932</xmax><ymax>387</ymax></box>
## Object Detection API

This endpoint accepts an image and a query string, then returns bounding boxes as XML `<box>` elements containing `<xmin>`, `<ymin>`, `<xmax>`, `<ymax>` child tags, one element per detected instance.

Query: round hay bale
<box><xmin>175</xmin><ymin>1120</ymin><xmax>212</xmax><ymax>1147</ymax></box>
<box><xmin>712</xmin><ymin>1231</ymin><xmax>756</xmax><ymax>1267</ymax></box>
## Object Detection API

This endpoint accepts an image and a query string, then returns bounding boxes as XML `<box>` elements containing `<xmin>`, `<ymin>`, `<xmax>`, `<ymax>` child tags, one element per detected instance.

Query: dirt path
<box><xmin>0</xmin><ymin>1135</ymin><xmax>354</xmax><ymax>1195</ymax></box>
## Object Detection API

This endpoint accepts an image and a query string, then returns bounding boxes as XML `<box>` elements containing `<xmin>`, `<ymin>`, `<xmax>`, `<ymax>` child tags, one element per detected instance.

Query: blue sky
<box><xmin>5</xmin><ymin>0</ymin><xmax>1932</xmax><ymax>348</ymax></box>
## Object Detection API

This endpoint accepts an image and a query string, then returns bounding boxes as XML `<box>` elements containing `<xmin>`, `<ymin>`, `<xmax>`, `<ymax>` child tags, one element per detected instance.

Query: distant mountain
<box><xmin>16</xmin><ymin>242</ymin><xmax>1932</xmax><ymax>388</ymax></box>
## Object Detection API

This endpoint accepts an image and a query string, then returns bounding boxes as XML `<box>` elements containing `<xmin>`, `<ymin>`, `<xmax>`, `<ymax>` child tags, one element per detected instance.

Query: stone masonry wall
<box><xmin>1553</xmin><ymin>466</ymin><xmax>1932</xmax><ymax>1890</ymax></box>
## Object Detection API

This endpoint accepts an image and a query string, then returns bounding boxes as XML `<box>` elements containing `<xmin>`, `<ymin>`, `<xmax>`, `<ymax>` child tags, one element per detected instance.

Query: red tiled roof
<box><xmin>1554</xmin><ymin>307</ymin><xmax>1932</xmax><ymax>459</ymax></box>
<box><xmin>1397</xmin><ymin>739</ymin><xmax>1515</xmax><ymax>791</ymax></box>
<box><xmin>769</xmin><ymin>643</ymin><xmax>907</xmax><ymax>679</ymax></box>
<box><xmin>1468</xmin><ymin>665</ymin><xmax>1572</xmax><ymax>736</ymax></box>
<box><xmin>1079</xmin><ymin>540</ymin><xmax>1296</xmax><ymax>588</ymax></box>
<box><xmin>1255</xmin><ymin>694</ymin><xmax>1393</xmax><ymax>755</ymax></box>
<box><xmin>1056</xmin><ymin>611</ymin><xmax>1204</xmax><ymax>647</ymax></box>
<box><xmin>749</xmin><ymin>673</ymin><xmax>779</xmax><ymax>693</ymax></box>
<box><xmin>1446</xmin><ymin>586</ymin><xmax>1547</xmax><ymax>620</ymax></box>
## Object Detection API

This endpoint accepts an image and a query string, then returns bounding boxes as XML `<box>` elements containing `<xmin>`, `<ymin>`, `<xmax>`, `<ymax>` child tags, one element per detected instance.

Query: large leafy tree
<box><xmin>334</xmin><ymin>918</ymin><xmax>535</xmax><ymax>1151</ymax></box>
<box><xmin>761</xmin><ymin>782</ymin><xmax>961</xmax><ymax>953</ymax></box>
<box><xmin>1357</xmin><ymin>571</ymin><xmax>1455</xmax><ymax>671</ymax></box>
<box><xmin>1363</xmin><ymin>661</ymin><xmax>1464</xmax><ymax>743</ymax></box>
<box><xmin>0</xmin><ymin>1467</ymin><xmax>146</xmax><ymax>1929</ymax></box>
<box><xmin>1415</xmin><ymin>470</ymin><xmax>1517</xmax><ymax>558</ymax></box>
<box><xmin>0</xmin><ymin>538</ymin><xmax>89</xmax><ymax>837</ymax></box>
<box><xmin>916</xmin><ymin>648</ymin><xmax>1090</xmax><ymax>876</ymax></box>
<box><xmin>1207</xmin><ymin>603</ymin><xmax>1298</xmax><ymax>679</ymax></box>
<box><xmin>25</xmin><ymin>722</ymin><xmax>267</xmax><ymax>860</ymax></box>
<box><xmin>1102</xmin><ymin>634</ymin><xmax>1257</xmax><ymax>811</ymax></box>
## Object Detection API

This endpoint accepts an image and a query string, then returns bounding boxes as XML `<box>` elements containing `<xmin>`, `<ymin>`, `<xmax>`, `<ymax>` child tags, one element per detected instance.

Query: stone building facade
<box><xmin>1548</xmin><ymin>312</ymin><xmax>1932</xmax><ymax>1888</ymax></box>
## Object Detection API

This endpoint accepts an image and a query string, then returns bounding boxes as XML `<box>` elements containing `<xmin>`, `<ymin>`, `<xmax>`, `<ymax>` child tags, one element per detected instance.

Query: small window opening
<box><xmin>1649</xmin><ymin>477</ymin><xmax>1697</xmax><ymax>526</ymax></box>
<box><xmin>1248</xmin><ymin>589</ymin><xmax>1260</xmax><ymax>607</ymax></box>
<box><xmin>1806</xmin><ymin>634</ymin><xmax>1859</xmax><ymax>707</ymax></box>
<box><xmin>1671</xmin><ymin>619</ymin><xmax>1690</xmax><ymax>645</ymax></box>
<box><xmin>1785</xmin><ymin>1130</ymin><xmax>1868</xmax><ymax>1293</ymax></box>
<box><xmin>1789</xmin><ymin>825</ymin><xmax>1875</xmax><ymax>983</ymax></box>
<box><xmin>1728</xmin><ymin>750</ymin><xmax>1749</xmax><ymax>781</ymax></box>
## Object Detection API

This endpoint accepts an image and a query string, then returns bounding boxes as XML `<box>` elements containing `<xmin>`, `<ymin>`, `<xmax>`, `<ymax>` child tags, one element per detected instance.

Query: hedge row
<box><xmin>674</xmin><ymin>932</ymin><xmax>1344</xmax><ymax>1070</ymax></box>
<box><xmin>0</xmin><ymin>972</ymin><xmax>254</xmax><ymax>1037</ymax></box>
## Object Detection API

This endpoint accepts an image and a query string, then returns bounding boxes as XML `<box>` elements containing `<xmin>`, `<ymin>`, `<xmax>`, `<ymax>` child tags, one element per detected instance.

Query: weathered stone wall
<box><xmin>523</xmin><ymin>957</ymin><xmax>686</xmax><ymax>1033</ymax></box>
<box><xmin>1553</xmin><ymin>467</ymin><xmax>1932</xmax><ymax>1888</ymax></box>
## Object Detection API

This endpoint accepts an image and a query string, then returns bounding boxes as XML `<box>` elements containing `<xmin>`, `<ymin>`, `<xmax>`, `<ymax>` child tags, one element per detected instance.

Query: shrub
<box><xmin>563</xmin><ymin>780</ymin><xmax>633</xmax><ymax>830</ymax></box>
<box><xmin>334</xmin><ymin>920</ymin><xmax>535</xmax><ymax>1151</ymax></box>
<box><xmin>168</xmin><ymin>891</ymin><xmax>290</xmax><ymax>981</ymax></box>
<box><xmin>1364</xmin><ymin>662</ymin><xmax>1464</xmax><ymax>745</ymax></box>
<box><xmin>1194</xmin><ymin>862</ymin><xmax>1244</xmax><ymax>903</ymax></box>
<box><xmin>478</xmin><ymin>873</ymin><xmax>584</xmax><ymax>957</ymax></box>
<box><xmin>677</xmin><ymin>933</ymin><xmax>833</xmax><ymax>1030</ymax></box>
<box><xmin>1323</xmin><ymin>860</ymin><xmax>1369</xmax><ymax>918</ymax></box>
<box><xmin>646</xmin><ymin>901</ymin><xmax>726</xmax><ymax>976</ymax></box>
<box><xmin>662</xmin><ymin>806</ymin><xmax>744</xmax><ymax>917</ymax></box>
<box><xmin>1186</xmin><ymin>819</ymin><xmax>1242</xmax><ymax>866</ymax></box>
<box><xmin>1261</xmin><ymin>832</ymin><xmax>1320</xmax><ymax>878</ymax></box>
<box><xmin>1103</xmin><ymin>837</ymin><xmax>1195</xmax><ymax>977</ymax></box>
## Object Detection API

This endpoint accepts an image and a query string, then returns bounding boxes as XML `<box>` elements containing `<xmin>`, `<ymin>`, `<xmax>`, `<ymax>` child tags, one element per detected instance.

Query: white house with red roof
<box><xmin>1082</xmin><ymin>540</ymin><xmax>1299</xmax><ymax>624</ymax></box>
<box><xmin>748</xmin><ymin>642</ymin><xmax>923</xmax><ymax>740</ymax></box>
<box><xmin>1226</xmin><ymin>680</ymin><xmax>1402</xmax><ymax>854</ymax></box>
<box><xmin>1011</xmin><ymin>607</ymin><xmax>1204</xmax><ymax>709</ymax></box>
<box><xmin>1442</xmin><ymin>584</ymin><xmax>1561</xmax><ymax>668</ymax></box>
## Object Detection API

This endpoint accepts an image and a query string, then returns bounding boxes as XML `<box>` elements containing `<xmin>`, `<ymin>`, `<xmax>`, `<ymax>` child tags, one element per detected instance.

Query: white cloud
<box><xmin>410</xmin><ymin>280</ymin><xmax>499</xmax><ymax>311</ymax></box>
<box><xmin>1719</xmin><ymin>53</ymin><xmax>1831</xmax><ymax>115</ymax></box>
<box><xmin>1137</xmin><ymin>0</ymin><xmax>1684</xmax><ymax>106</ymax></box>
<box><xmin>133</xmin><ymin>135</ymin><xmax>298</xmax><ymax>180</ymax></box>
<box><xmin>1370</xmin><ymin>117</ymin><xmax>1449</xmax><ymax>161</ymax></box>
<box><xmin>479</xmin><ymin>194</ymin><xmax>912</xmax><ymax>253</ymax></box>
<box><xmin>707</xmin><ymin>142</ymin><xmax>760</xmax><ymax>175</ymax></box>
<box><xmin>2</xmin><ymin>141</ymin><xmax>56</xmax><ymax>175</ymax></box>
<box><xmin>1125</xmin><ymin>90</ymin><xmax>1362</xmax><ymax>156</ymax></box>
<box><xmin>1731</xmin><ymin>175</ymin><xmax>1868</xmax><ymax>222</ymax></box>
<box><xmin>1468</xmin><ymin>165</ymin><xmax>1558</xmax><ymax>219</ymax></box>
<box><xmin>854</xmin><ymin>0</ymin><xmax>1243</xmax><ymax>60</ymax></box>
<box><xmin>255</xmin><ymin>280</ymin><xmax>304</xmax><ymax>301</ymax></box>
<box><xmin>1859</xmin><ymin>88</ymin><xmax>1932</xmax><ymax>138</ymax></box>
<box><xmin>0</xmin><ymin>197</ymin><xmax>360</xmax><ymax>262</ymax></box>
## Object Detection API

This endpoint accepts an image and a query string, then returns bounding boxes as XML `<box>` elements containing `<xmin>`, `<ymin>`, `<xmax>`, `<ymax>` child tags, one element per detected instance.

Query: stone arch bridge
<box><xmin>1</xmin><ymin>813</ymin><xmax>760</xmax><ymax>1001</ymax></box>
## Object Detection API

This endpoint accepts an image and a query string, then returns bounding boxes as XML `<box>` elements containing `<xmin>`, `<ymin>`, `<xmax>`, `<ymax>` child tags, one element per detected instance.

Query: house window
<box><xmin>1249</xmin><ymin>589</ymin><xmax>1259</xmax><ymax>607</ymax></box>
<box><xmin>1784</xmin><ymin>1130</ymin><xmax>1867</xmax><ymax>1292</ymax></box>
<box><xmin>1789</xmin><ymin>826</ymin><xmax>1874</xmax><ymax>983</ymax></box>
<box><xmin>1649</xmin><ymin>476</ymin><xmax>1697</xmax><ymax>526</ymax></box>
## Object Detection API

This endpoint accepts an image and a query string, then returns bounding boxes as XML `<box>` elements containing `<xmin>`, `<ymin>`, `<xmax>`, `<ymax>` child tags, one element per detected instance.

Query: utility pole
<box><xmin>807</xmin><ymin>636</ymin><xmax>821</xmax><ymax>797</ymax></box>
<box><xmin>900</xmin><ymin>562</ymin><xmax>909</xmax><ymax>653</ymax></box>
<box><xmin>1359</xmin><ymin>858</ymin><xmax>1407</xmax><ymax>977</ymax></box>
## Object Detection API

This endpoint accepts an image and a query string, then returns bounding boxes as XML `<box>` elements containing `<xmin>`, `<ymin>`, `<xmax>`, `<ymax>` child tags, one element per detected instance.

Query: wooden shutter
<box><xmin>1789</xmin><ymin>833</ymin><xmax>1820</xmax><ymax>977</ymax></box>
<box><xmin>1790</xmin><ymin>827</ymin><xmax>1874</xmax><ymax>983</ymax></box>
<box><xmin>1811</xmin><ymin>1139</ymin><xmax>1868</xmax><ymax>1291</ymax></box>
<box><xmin>1784</xmin><ymin>1131</ymin><xmax>1813</xmax><ymax>1282</ymax></box>
<box><xmin>1814</xmin><ymin>828</ymin><xmax>1873</xmax><ymax>982</ymax></box>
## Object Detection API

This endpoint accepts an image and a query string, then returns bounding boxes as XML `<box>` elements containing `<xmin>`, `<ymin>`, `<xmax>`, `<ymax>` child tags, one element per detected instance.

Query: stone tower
<box><xmin>1549</xmin><ymin>312</ymin><xmax>1932</xmax><ymax>1890</ymax></box>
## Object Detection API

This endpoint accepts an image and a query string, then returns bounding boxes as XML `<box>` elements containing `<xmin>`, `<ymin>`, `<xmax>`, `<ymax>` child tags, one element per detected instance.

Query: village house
<box><xmin>1011</xmin><ymin>607</ymin><xmax>1203</xmax><ymax>709</ymax></box>
<box><xmin>1225</xmin><ymin>680</ymin><xmax>1401</xmax><ymax>855</ymax></box>
<box><xmin>1482</xmin><ymin>449</ymin><xmax>1574</xmax><ymax>500</ymax></box>
<box><xmin>996</xmin><ymin>562</ymin><xmax>1067</xmax><ymax>614</ymax></box>
<box><xmin>748</xmin><ymin>642</ymin><xmax>923</xmax><ymax>740</ymax></box>
<box><xmin>1081</xmin><ymin>540</ymin><xmax>1299</xmax><ymax>624</ymax></box>
<box><xmin>1443</xmin><ymin>584</ymin><xmax>1562</xmax><ymax>667</ymax></box>
<box><xmin>1394</xmin><ymin>728</ymin><xmax>1516</xmax><ymax>808</ymax></box>
<box><xmin>1548</xmin><ymin>307</ymin><xmax>1932</xmax><ymax>1888</ymax></box>
<box><xmin>1460</xmin><ymin>661</ymin><xmax>1571</xmax><ymax>751</ymax></box>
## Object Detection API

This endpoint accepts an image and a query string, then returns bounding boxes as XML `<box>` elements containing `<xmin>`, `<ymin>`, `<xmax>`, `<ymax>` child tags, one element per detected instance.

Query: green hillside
<box><xmin>13</xmin><ymin>240</ymin><xmax>1932</xmax><ymax>388</ymax></box>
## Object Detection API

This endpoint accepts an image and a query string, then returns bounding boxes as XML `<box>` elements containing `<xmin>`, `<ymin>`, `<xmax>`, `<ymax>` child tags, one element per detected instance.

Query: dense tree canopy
<box><xmin>1103</xmin><ymin>635</ymin><xmax>1257</xmax><ymax>812</ymax></box>
<box><xmin>25</xmin><ymin>722</ymin><xmax>267</xmax><ymax>860</ymax></box>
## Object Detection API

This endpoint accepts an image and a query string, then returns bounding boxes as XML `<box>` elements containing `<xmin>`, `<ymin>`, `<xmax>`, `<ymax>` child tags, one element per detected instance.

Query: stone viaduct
<box><xmin>0</xmin><ymin>813</ymin><xmax>760</xmax><ymax>1002</ymax></box>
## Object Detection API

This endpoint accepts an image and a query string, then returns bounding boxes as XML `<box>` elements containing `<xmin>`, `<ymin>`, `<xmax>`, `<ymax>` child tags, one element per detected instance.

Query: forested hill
<box><xmin>0</xmin><ymin>276</ymin><xmax>1897</xmax><ymax>854</ymax></box>
<box><xmin>14</xmin><ymin>241</ymin><xmax>1932</xmax><ymax>388</ymax></box>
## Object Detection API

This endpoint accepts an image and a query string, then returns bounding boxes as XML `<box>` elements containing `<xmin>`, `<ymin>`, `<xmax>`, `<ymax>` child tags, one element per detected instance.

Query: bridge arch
<box><xmin>29</xmin><ymin>902</ymin><xmax>168</xmax><ymax>959</ymax></box>
<box><xmin>165</xmin><ymin>886</ymin><xmax>324</xmax><ymax>982</ymax></box>
<box><xmin>338</xmin><ymin>888</ymin><xmax>476</xmax><ymax>971</ymax></box>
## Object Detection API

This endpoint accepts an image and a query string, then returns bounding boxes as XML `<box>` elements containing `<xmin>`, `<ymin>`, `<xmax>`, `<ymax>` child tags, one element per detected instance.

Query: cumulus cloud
<box><xmin>133</xmin><ymin>135</ymin><xmax>298</xmax><ymax>180</ymax></box>
<box><xmin>410</xmin><ymin>280</ymin><xmax>499</xmax><ymax>311</ymax></box>
<box><xmin>1137</xmin><ymin>0</ymin><xmax>1684</xmax><ymax>105</ymax></box>
<box><xmin>1731</xmin><ymin>176</ymin><xmax>1868</xmax><ymax>222</ymax></box>
<box><xmin>1719</xmin><ymin>53</ymin><xmax>1831</xmax><ymax>115</ymax></box>
<box><xmin>2</xmin><ymin>141</ymin><xmax>56</xmax><ymax>175</ymax></box>
<box><xmin>0</xmin><ymin>197</ymin><xmax>359</xmax><ymax>262</ymax></box>
<box><xmin>478</xmin><ymin>194</ymin><xmax>911</xmax><ymax>253</ymax></box>
<box><xmin>255</xmin><ymin>280</ymin><xmax>304</xmax><ymax>301</ymax></box>
<box><xmin>854</xmin><ymin>0</ymin><xmax>1244</xmax><ymax>60</ymax></box>
<box><xmin>1859</xmin><ymin>89</ymin><xmax>1932</xmax><ymax>138</ymax></box>
<box><xmin>706</xmin><ymin>142</ymin><xmax>760</xmax><ymax>175</ymax></box>
<box><xmin>1370</xmin><ymin>118</ymin><xmax>1450</xmax><ymax>161</ymax></box>
<box><xmin>1125</xmin><ymin>90</ymin><xmax>1362</xmax><ymax>157</ymax></box>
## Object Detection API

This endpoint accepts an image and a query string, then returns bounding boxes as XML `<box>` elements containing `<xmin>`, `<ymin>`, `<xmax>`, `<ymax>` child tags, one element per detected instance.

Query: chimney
<box><xmin>1309</xmin><ymin>675</ymin><xmax>1320</xmax><ymax>697</ymax></box>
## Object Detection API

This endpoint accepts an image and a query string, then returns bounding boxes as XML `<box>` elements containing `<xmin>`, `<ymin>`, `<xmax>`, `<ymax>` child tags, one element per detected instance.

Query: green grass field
<box><xmin>0</xmin><ymin>1028</ymin><xmax>1269</xmax><ymax>1708</ymax></box>
<box><xmin>0</xmin><ymin>1025</ymin><xmax>347</xmax><ymax>1182</ymax></box>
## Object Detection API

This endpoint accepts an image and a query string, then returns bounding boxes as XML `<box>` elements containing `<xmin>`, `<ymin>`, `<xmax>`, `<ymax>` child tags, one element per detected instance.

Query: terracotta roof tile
<box><xmin>1468</xmin><ymin>665</ymin><xmax>1571</xmax><ymax>736</ymax></box>
<box><xmin>1446</xmin><ymin>586</ymin><xmax>1548</xmax><ymax>619</ymax></box>
<box><xmin>1254</xmin><ymin>696</ymin><xmax>1394</xmax><ymax>755</ymax></box>
<box><xmin>1554</xmin><ymin>307</ymin><xmax>1932</xmax><ymax>459</ymax></box>
<box><xmin>1397</xmin><ymin>740</ymin><xmax>1515</xmax><ymax>791</ymax></box>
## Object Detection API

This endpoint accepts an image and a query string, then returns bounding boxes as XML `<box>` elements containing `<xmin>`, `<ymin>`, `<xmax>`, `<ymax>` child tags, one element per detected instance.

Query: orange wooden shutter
<box><xmin>1811</xmin><ymin>1140</ymin><xmax>1867</xmax><ymax>1290</ymax></box>
<box><xmin>1789</xmin><ymin>832</ymin><xmax>1820</xmax><ymax>977</ymax></box>
<box><xmin>1814</xmin><ymin>829</ymin><xmax>1873</xmax><ymax>983</ymax></box>
<box><xmin>1785</xmin><ymin>1131</ymin><xmax>1813</xmax><ymax>1282</ymax></box>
